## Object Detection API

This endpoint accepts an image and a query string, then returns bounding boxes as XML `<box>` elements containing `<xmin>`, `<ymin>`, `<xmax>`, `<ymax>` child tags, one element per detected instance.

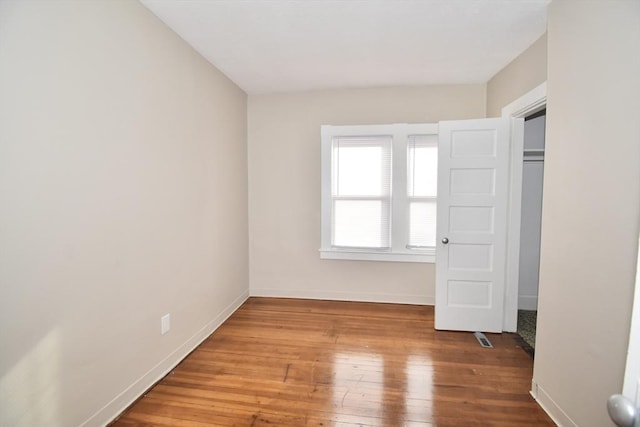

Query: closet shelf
<box><xmin>524</xmin><ymin>148</ymin><xmax>544</xmax><ymax>162</ymax></box>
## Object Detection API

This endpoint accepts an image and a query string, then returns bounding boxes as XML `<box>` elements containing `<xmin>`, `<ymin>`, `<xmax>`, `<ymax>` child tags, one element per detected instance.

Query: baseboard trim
<box><xmin>250</xmin><ymin>288</ymin><xmax>434</xmax><ymax>306</ymax></box>
<box><xmin>519</xmin><ymin>295</ymin><xmax>539</xmax><ymax>311</ymax></box>
<box><xmin>531</xmin><ymin>379</ymin><xmax>578</xmax><ymax>427</ymax></box>
<box><xmin>81</xmin><ymin>289</ymin><xmax>250</xmax><ymax>427</ymax></box>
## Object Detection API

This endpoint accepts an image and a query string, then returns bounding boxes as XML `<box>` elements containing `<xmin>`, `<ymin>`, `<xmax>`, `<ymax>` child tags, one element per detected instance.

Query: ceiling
<box><xmin>140</xmin><ymin>0</ymin><xmax>549</xmax><ymax>94</ymax></box>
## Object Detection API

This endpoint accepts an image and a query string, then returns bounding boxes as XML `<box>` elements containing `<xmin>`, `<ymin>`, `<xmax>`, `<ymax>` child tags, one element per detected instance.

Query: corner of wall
<box><xmin>82</xmin><ymin>291</ymin><xmax>249</xmax><ymax>426</ymax></box>
<box><xmin>530</xmin><ymin>379</ymin><xmax>579</xmax><ymax>427</ymax></box>
<box><xmin>485</xmin><ymin>33</ymin><xmax>548</xmax><ymax>117</ymax></box>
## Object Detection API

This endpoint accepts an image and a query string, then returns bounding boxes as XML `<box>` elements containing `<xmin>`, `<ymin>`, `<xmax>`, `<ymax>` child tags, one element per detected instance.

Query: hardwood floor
<box><xmin>112</xmin><ymin>298</ymin><xmax>555</xmax><ymax>426</ymax></box>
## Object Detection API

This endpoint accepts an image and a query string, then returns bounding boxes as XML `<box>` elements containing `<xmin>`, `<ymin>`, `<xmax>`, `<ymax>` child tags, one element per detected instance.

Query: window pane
<box><xmin>408</xmin><ymin>135</ymin><xmax>438</xmax><ymax>197</ymax></box>
<box><xmin>333</xmin><ymin>200</ymin><xmax>390</xmax><ymax>248</ymax></box>
<box><xmin>409</xmin><ymin>201</ymin><xmax>437</xmax><ymax>247</ymax></box>
<box><xmin>333</xmin><ymin>137</ymin><xmax>391</xmax><ymax>197</ymax></box>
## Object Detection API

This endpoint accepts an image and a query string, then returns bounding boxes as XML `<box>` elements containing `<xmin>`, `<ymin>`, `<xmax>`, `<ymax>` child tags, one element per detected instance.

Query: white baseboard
<box><xmin>519</xmin><ymin>295</ymin><xmax>538</xmax><ymax>311</ymax></box>
<box><xmin>81</xmin><ymin>289</ymin><xmax>250</xmax><ymax>427</ymax></box>
<box><xmin>531</xmin><ymin>379</ymin><xmax>578</xmax><ymax>427</ymax></box>
<box><xmin>250</xmin><ymin>287</ymin><xmax>434</xmax><ymax>306</ymax></box>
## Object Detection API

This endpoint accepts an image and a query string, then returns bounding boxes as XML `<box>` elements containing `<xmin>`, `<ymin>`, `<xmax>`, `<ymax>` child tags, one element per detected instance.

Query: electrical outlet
<box><xmin>161</xmin><ymin>314</ymin><xmax>170</xmax><ymax>335</ymax></box>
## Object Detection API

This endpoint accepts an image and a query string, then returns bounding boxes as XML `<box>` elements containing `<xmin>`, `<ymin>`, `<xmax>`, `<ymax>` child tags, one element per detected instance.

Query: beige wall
<box><xmin>0</xmin><ymin>1</ymin><xmax>248</xmax><ymax>426</ymax></box>
<box><xmin>248</xmin><ymin>85</ymin><xmax>485</xmax><ymax>304</ymax></box>
<box><xmin>486</xmin><ymin>33</ymin><xmax>547</xmax><ymax>117</ymax></box>
<box><xmin>533</xmin><ymin>1</ymin><xmax>640</xmax><ymax>426</ymax></box>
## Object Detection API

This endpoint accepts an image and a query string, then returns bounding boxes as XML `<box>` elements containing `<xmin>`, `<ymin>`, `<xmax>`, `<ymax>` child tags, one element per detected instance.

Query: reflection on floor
<box><xmin>113</xmin><ymin>298</ymin><xmax>554</xmax><ymax>426</ymax></box>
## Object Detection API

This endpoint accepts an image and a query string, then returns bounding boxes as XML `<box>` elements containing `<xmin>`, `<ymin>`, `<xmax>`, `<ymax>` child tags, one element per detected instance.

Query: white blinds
<box><xmin>331</xmin><ymin>136</ymin><xmax>392</xmax><ymax>248</ymax></box>
<box><xmin>407</xmin><ymin>135</ymin><xmax>438</xmax><ymax>248</ymax></box>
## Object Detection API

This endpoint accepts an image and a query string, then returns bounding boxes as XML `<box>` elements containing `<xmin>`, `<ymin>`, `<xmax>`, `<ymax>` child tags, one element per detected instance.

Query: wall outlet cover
<box><xmin>161</xmin><ymin>314</ymin><xmax>170</xmax><ymax>335</ymax></box>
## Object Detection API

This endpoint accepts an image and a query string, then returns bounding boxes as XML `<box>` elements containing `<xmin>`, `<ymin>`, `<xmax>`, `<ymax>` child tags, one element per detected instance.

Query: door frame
<box><xmin>500</xmin><ymin>82</ymin><xmax>547</xmax><ymax>332</ymax></box>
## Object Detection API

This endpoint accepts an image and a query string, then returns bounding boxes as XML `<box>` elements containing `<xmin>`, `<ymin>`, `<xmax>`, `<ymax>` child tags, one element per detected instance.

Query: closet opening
<box><xmin>516</xmin><ymin>109</ymin><xmax>546</xmax><ymax>357</ymax></box>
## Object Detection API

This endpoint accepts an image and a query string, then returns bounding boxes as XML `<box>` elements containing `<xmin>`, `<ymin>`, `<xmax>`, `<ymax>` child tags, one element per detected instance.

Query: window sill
<box><xmin>319</xmin><ymin>249</ymin><xmax>435</xmax><ymax>263</ymax></box>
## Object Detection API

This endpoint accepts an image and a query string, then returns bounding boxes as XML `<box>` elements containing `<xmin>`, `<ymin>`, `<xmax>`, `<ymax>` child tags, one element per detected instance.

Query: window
<box><xmin>331</xmin><ymin>135</ymin><xmax>392</xmax><ymax>249</ymax></box>
<box><xmin>407</xmin><ymin>135</ymin><xmax>438</xmax><ymax>248</ymax></box>
<box><xmin>320</xmin><ymin>123</ymin><xmax>438</xmax><ymax>262</ymax></box>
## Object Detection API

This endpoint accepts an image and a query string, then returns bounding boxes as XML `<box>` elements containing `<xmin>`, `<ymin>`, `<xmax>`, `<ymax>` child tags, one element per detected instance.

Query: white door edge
<box><xmin>622</xmin><ymin>234</ymin><xmax>640</xmax><ymax>405</ymax></box>
<box><xmin>501</xmin><ymin>81</ymin><xmax>547</xmax><ymax>332</ymax></box>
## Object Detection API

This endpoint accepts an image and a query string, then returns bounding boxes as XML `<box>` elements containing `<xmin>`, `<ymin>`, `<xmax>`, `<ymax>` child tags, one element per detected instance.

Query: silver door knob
<box><xmin>442</xmin><ymin>237</ymin><xmax>449</xmax><ymax>244</ymax></box>
<box><xmin>608</xmin><ymin>394</ymin><xmax>640</xmax><ymax>427</ymax></box>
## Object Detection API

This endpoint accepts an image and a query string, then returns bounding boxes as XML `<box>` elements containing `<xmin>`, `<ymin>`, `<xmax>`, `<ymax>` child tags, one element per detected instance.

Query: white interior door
<box><xmin>435</xmin><ymin>117</ymin><xmax>512</xmax><ymax>333</ymax></box>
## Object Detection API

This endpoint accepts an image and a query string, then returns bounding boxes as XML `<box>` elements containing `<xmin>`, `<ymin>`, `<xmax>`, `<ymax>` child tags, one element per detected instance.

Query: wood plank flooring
<box><xmin>112</xmin><ymin>298</ymin><xmax>555</xmax><ymax>426</ymax></box>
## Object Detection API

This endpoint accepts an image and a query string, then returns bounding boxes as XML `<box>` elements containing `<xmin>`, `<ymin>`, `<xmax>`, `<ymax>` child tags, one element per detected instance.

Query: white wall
<box><xmin>0</xmin><ymin>1</ymin><xmax>248</xmax><ymax>426</ymax></box>
<box><xmin>248</xmin><ymin>85</ymin><xmax>485</xmax><ymax>304</ymax></box>
<box><xmin>533</xmin><ymin>1</ymin><xmax>640</xmax><ymax>426</ymax></box>
<box><xmin>518</xmin><ymin>115</ymin><xmax>545</xmax><ymax>310</ymax></box>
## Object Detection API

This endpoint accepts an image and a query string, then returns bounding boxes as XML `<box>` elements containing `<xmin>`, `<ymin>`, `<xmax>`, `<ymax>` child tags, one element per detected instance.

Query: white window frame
<box><xmin>320</xmin><ymin>123</ymin><xmax>438</xmax><ymax>263</ymax></box>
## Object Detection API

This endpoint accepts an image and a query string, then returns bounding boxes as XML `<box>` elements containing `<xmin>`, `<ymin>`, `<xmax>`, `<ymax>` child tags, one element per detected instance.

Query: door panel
<box><xmin>435</xmin><ymin>118</ymin><xmax>511</xmax><ymax>332</ymax></box>
<box><xmin>450</xmin><ymin>168</ymin><xmax>495</xmax><ymax>195</ymax></box>
<box><xmin>451</xmin><ymin>132</ymin><xmax>497</xmax><ymax>157</ymax></box>
<box><xmin>447</xmin><ymin>280</ymin><xmax>492</xmax><ymax>307</ymax></box>
<box><xmin>448</xmin><ymin>244</ymin><xmax>493</xmax><ymax>271</ymax></box>
<box><xmin>449</xmin><ymin>206</ymin><xmax>494</xmax><ymax>233</ymax></box>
